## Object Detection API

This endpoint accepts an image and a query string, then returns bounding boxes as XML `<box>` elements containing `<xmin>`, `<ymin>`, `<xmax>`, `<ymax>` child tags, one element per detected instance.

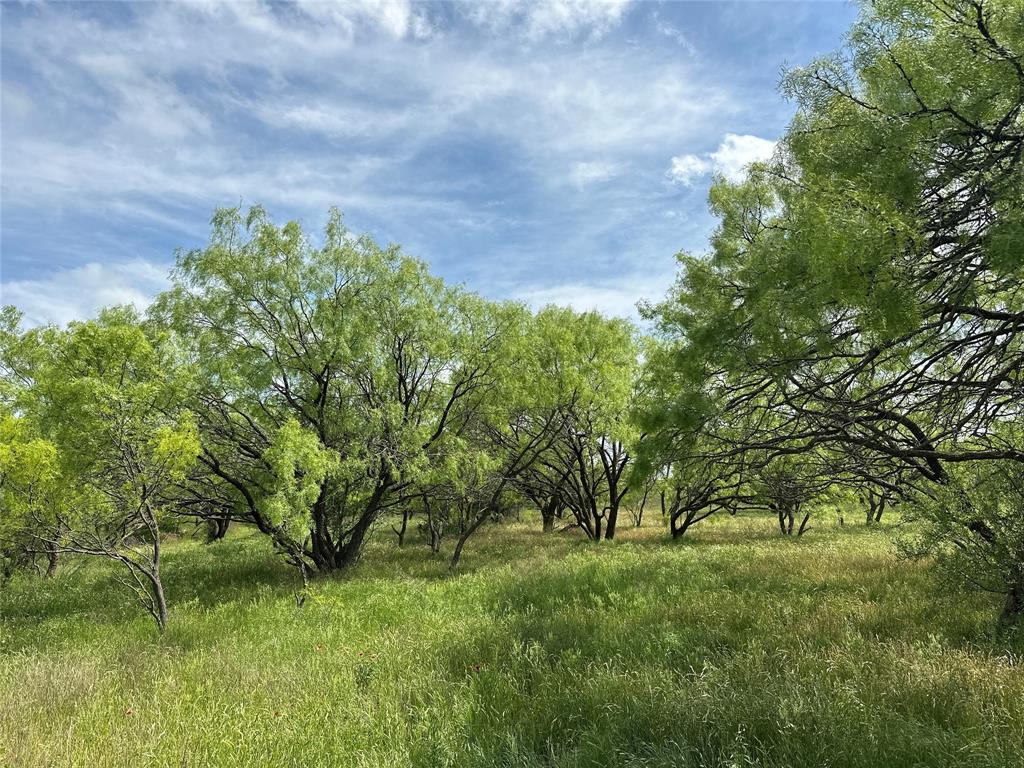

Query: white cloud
<box><xmin>517</xmin><ymin>272</ymin><xmax>672</xmax><ymax>320</ymax></box>
<box><xmin>466</xmin><ymin>0</ymin><xmax>632</xmax><ymax>40</ymax></box>
<box><xmin>2</xmin><ymin>5</ymin><xmax>731</xmax><ymax>221</ymax></box>
<box><xmin>655</xmin><ymin>18</ymin><xmax>696</xmax><ymax>55</ymax></box>
<box><xmin>77</xmin><ymin>53</ymin><xmax>212</xmax><ymax>143</ymax></box>
<box><xmin>569</xmin><ymin>160</ymin><xmax>620</xmax><ymax>188</ymax></box>
<box><xmin>254</xmin><ymin>101</ymin><xmax>416</xmax><ymax>140</ymax></box>
<box><xmin>667</xmin><ymin>133</ymin><xmax>776</xmax><ymax>185</ymax></box>
<box><xmin>294</xmin><ymin>0</ymin><xmax>433</xmax><ymax>41</ymax></box>
<box><xmin>666</xmin><ymin>154</ymin><xmax>713</xmax><ymax>186</ymax></box>
<box><xmin>0</xmin><ymin>261</ymin><xmax>169</xmax><ymax>327</ymax></box>
<box><xmin>0</xmin><ymin>0</ymin><xmax>752</xmax><ymax>327</ymax></box>
<box><xmin>708</xmin><ymin>133</ymin><xmax>777</xmax><ymax>181</ymax></box>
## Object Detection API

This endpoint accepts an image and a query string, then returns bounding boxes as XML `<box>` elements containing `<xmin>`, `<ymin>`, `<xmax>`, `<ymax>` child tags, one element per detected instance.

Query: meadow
<box><xmin>1</xmin><ymin>514</ymin><xmax>1022</xmax><ymax>768</ymax></box>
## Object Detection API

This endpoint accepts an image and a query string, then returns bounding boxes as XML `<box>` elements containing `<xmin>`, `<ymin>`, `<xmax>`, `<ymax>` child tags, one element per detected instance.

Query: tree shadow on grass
<box><xmin>0</xmin><ymin>530</ymin><xmax>298</xmax><ymax>652</ymax></box>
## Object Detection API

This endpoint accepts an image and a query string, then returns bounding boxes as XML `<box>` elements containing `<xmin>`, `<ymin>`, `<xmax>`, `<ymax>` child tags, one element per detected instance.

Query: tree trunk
<box><xmin>541</xmin><ymin>497</ymin><xmax>557</xmax><ymax>533</ymax></box>
<box><xmin>865</xmin><ymin>491</ymin><xmax>886</xmax><ymax>525</ymax></box>
<box><xmin>425</xmin><ymin>499</ymin><xmax>443</xmax><ymax>553</ymax></box>
<box><xmin>335</xmin><ymin>480</ymin><xmax>391</xmax><ymax>568</ymax></box>
<box><xmin>671</xmin><ymin>510</ymin><xmax>687</xmax><ymax>539</ymax></box>
<box><xmin>337</xmin><ymin>509</ymin><xmax>377</xmax><ymax>568</ymax></box>
<box><xmin>206</xmin><ymin>514</ymin><xmax>231</xmax><ymax>542</ymax></box>
<box><xmin>152</xmin><ymin>573</ymin><xmax>168</xmax><ymax>633</ymax></box>
<box><xmin>393</xmin><ymin>508</ymin><xmax>410</xmax><ymax>547</ymax></box>
<box><xmin>44</xmin><ymin>543</ymin><xmax>60</xmax><ymax>578</ymax></box>
<box><xmin>449</xmin><ymin>512</ymin><xmax>488</xmax><ymax>570</ymax></box>
<box><xmin>449</xmin><ymin>535</ymin><xmax>468</xmax><ymax>570</ymax></box>
<box><xmin>146</xmin><ymin>531</ymin><xmax>168</xmax><ymax>634</ymax></box>
<box><xmin>604</xmin><ymin>505</ymin><xmax>618</xmax><ymax>541</ymax></box>
<box><xmin>1000</xmin><ymin>579</ymin><xmax>1023</xmax><ymax>626</ymax></box>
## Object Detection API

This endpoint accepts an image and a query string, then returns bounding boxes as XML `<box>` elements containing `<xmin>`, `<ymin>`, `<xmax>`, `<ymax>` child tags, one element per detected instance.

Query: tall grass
<box><xmin>1</xmin><ymin>514</ymin><xmax>1022</xmax><ymax>767</ymax></box>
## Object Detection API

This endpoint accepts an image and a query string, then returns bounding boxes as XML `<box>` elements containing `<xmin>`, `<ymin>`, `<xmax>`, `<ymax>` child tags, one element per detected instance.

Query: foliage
<box><xmin>153</xmin><ymin>206</ymin><xmax>531</xmax><ymax>573</ymax></box>
<box><xmin>902</xmin><ymin>457</ymin><xmax>1024</xmax><ymax>623</ymax></box>
<box><xmin>516</xmin><ymin>307</ymin><xmax>638</xmax><ymax>541</ymax></box>
<box><xmin>1</xmin><ymin>309</ymin><xmax>196</xmax><ymax>630</ymax></box>
<box><xmin>637</xmin><ymin>0</ymin><xmax>1024</xmax><ymax>620</ymax></box>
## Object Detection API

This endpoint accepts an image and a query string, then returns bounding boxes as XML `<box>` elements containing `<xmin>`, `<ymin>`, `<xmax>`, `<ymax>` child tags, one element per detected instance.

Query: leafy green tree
<box><xmin>421</xmin><ymin>305</ymin><xmax>627</xmax><ymax>566</ymax></box>
<box><xmin>399</xmin><ymin>302</ymin><xmax>559</xmax><ymax>569</ymax></box>
<box><xmin>156</xmin><ymin>206</ymin><xmax>524</xmax><ymax>573</ymax></box>
<box><xmin>0</xmin><ymin>412</ymin><xmax>62</xmax><ymax>578</ymax></box>
<box><xmin>638</xmin><ymin>0</ymin><xmax>1023</xmax><ymax>616</ymax></box>
<box><xmin>3</xmin><ymin>309</ymin><xmax>197</xmax><ymax>631</ymax></box>
<box><xmin>514</xmin><ymin>308</ymin><xmax>638</xmax><ymax>541</ymax></box>
<box><xmin>643</xmin><ymin>0</ymin><xmax>1022</xmax><ymax>476</ymax></box>
<box><xmin>1</xmin><ymin>311</ymin><xmax>57</xmax><ymax>576</ymax></box>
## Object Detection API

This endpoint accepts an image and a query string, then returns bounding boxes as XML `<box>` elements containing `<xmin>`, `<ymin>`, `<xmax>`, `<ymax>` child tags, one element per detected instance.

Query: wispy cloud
<box><xmin>516</xmin><ymin>270</ymin><xmax>674</xmax><ymax>320</ymax></box>
<box><xmin>1</xmin><ymin>261</ymin><xmax>169</xmax><ymax>327</ymax></box>
<box><xmin>1</xmin><ymin>1</ymin><xmax>856</xmax><ymax>325</ymax></box>
<box><xmin>569</xmin><ymin>160</ymin><xmax>621</xmax><ymax>188</ymax></box>
<box><xmin>466</xmin><ymin>0</ymin><xmax>632</xmax><ymax>40</ymax></box>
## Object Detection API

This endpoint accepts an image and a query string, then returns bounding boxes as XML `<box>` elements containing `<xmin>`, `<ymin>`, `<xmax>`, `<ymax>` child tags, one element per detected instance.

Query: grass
<box><xmin>1</xmin><ymin>513</ymin><xmax>1022</xmax><ymax>767</ymax></box>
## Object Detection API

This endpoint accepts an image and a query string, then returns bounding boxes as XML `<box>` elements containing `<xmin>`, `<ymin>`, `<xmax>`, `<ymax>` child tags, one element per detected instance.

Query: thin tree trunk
<box><xmin>604</xmin><ymin>506</ymin><xmax>618</xmax><ymax>540</ymax></box>
<box><xmin>152</xmin><ymin>572</ymin><xmax>168</xmax><ymax>633</ymax></box>
<box><xmin>449</xmin><ymin>511</ymin><xmax>487</xmax><ymax>570</ymax></box>
<box><xmin>44</xmin><ymin>543</ymin><xmax>60</xmax><ymax>578</ymax></box>
<box><xmin>148</xmin><ymin>532</ymin><xmax>168</xmax><ymax>633</ymax></box>
<box><xmin>634</xmin><ymin>488</ymin><xmax>649</xmax><ymax>527</ymax></box>
<box><xmin>393</xmin><ymin>508</ymin><xmax>410</xmax><ymax>547</ymax></box>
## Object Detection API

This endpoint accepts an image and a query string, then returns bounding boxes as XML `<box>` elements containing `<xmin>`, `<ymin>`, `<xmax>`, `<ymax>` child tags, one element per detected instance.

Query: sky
<box><xmin>0</xmin><ymin>0</ymin><xmax>858</xmax><ymax>326</ymax></box>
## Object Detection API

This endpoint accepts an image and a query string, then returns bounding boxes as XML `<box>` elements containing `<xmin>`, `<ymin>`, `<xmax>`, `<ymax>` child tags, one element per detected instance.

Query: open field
<box><xmin>1</xmin><ymin>515</ymin><xmax>1022</xmax><ymax>768</ymax></box>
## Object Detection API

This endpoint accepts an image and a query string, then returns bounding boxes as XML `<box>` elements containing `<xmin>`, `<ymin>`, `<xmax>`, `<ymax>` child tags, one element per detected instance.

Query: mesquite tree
<box><xmin>155</xmin><ymin>206</ymin><xmax>524</xmax><ymax>574</ymax></box>
<box><xmin>425</xmin><ymin>306</ymin><xmax>633</xmax><ymax>565</ymax></box>
<box><xmin>638</xmin><ymin>0</ymin><xmax>1024</xmax><ymax>622</ymax></box>
<box><xmin>2</xmin><ymin>309</ymin><xmax>197</xmax><ymax>632</ymax></box>
<box><xmin>518</xmin><ymin>308</ymin><xmax>638</xmax><ymax>541</ymax></box>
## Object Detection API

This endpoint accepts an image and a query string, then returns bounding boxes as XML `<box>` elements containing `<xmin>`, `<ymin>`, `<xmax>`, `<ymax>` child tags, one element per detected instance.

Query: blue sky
<box><xmin>0</xmin><ymin>0</ymin><xmax>857</xmax><ymax>326</ymax></box>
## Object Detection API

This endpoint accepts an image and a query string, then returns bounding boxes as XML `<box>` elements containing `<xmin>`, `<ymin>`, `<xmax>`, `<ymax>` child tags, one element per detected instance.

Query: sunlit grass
<box><xmin>1</xmin><ymin>513</ymin><xmax>1022</xmax><ymax>767</ymax></box>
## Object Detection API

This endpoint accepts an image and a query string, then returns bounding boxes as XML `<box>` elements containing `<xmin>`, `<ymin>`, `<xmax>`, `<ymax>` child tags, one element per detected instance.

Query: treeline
<box><xmin>0</xmin><ymin>207</ymin><xmax>642</xmax><ymax>630</ymax></box>
<box><xmin>1</xmin><ymin>0</ymin><xmax>1022</xmax><ymax>631</ymax></box>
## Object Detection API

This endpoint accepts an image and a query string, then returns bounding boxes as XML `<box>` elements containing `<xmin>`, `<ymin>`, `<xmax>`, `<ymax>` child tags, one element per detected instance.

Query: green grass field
<box><xmin>1</xmin><ymin>514</ymin><xmax>1022</xmax><ymax>767</ymax></box>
